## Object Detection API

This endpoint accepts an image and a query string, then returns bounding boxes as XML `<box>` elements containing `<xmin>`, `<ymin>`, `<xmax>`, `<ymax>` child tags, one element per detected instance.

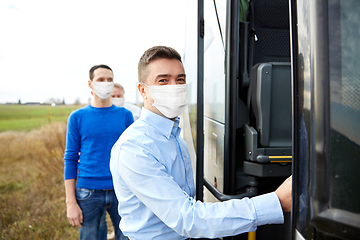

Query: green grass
<box><xmin>0</xmin><ymin>105</ymin><xmax>83</xmax><ymax>132</ymax></box>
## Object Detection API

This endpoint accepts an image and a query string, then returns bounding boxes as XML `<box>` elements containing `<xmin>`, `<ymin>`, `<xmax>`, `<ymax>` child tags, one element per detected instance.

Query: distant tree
<box><xmin>62</xmin><ymin>98</ymin><xmax>65</xmax><ymax>105</ymax></box>
<box><xmin>18</xmin><ymin>99</ymin><xmax>21</xmax><ymax>104</ymax></box>
<box><xmin>74</xmin><ymin>98</ymin><xmax>81</xmax><ymax>105</ymax></box>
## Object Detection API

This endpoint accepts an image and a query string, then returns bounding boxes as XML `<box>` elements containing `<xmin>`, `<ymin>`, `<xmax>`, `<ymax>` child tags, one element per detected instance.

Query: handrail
<box><xmin>203</xmin><ymin>178</ymin><xmax>257</xmax><ymax>201</ymax></box>
<box><xmin>256</xmin><ymin>154</ymin><xmax>292</xmax><ymax>163</ymax></box>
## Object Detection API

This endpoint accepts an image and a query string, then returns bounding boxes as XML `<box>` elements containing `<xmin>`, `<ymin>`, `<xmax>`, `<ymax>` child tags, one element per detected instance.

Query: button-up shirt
<box><xmin>110</xmin><ymin>108</ymin><xmax>284</xmax><ymax>240</ymax></box>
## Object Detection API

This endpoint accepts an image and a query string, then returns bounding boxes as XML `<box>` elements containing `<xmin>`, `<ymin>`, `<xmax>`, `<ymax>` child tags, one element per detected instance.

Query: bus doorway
<box><xmin>186</xmin><ymin>0</ymin><xmax>360</xmax><ymax>239</ymax></box>
<box><xmin>190</xmin><ymin>0</ymin><xmax>293</xmax><ymax>239</ymax></box>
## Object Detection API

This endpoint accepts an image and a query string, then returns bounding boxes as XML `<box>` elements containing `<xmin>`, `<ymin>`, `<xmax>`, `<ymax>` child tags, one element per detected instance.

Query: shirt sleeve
<box><xmin>112</xmin><ymin>139</ymin><xmax>284</xmax><ymax>238</ymax></box>
<box><xmin>63</xmin><ymin>113</ymin><xmax>80</xmax><ymax>180</ymax></box>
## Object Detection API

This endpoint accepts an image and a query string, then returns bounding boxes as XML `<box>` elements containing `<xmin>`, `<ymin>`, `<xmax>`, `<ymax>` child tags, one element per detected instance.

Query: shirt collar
<box><xmin>140</xmin><ymin>108</ymin><xmax>181</xmax><ymax>139</ymax></box>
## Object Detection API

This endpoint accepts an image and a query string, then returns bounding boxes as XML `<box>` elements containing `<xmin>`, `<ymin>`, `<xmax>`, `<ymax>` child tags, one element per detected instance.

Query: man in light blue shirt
<box><xmin>110</xmin><ymin>46</ymin><xmax>292</xmax><ymax>240</ymax></box>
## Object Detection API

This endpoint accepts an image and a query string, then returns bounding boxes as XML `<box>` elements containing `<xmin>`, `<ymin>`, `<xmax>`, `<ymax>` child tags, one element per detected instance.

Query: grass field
<box><xmin>0</xmin><ymin>104</ymin><xmax>85</xmax><ymax>239</ymax></box>
<box><xmin>0</xmin><ymin>104</ymin><xmax>83</xmax><ymax>132</ymax></box>
<box><xmin>0</xmin><ymin>122</ymin><xmax>80</xmax><ymax>239</ymax></box>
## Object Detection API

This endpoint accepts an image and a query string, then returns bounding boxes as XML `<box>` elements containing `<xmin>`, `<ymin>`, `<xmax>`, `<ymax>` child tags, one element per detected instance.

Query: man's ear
<box><xmin>138</xmin><ymin>83</ymin><xmax>147</xmax><ymax>99</ymax></box>
<box><xmin>88</xmin><ymin>80</ymin><xmax>94</xmax><ymax>95</ymax></box>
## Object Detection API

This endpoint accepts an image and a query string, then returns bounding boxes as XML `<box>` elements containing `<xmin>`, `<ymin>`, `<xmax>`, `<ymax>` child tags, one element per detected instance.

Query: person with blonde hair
<box><xmin>111</xmin><ymin>83</ymin><xmax>141</xmax><ymax>121</ymax></box>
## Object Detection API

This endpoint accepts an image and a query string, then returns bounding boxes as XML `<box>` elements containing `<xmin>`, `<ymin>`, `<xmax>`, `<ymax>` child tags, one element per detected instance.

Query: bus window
<box><xmin>328</xmin><ymin>0</ymin><xmax>360</xmax><ymax>214</ymax></box>
<box><xmin>294</xmin><ymin>0</ymin><xmax>360</xmax><ymax>239</ymax></box>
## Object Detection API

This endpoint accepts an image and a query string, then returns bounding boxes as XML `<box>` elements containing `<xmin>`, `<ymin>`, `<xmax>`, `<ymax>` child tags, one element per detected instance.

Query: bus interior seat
<box><xmin>247</xmin><ymin>0</ymin><xmax>290</xmax><ymax>68</ymax></box>
<box><xmin>250</xmin><ymin>62</ymin><xmax>292</xmax><ymax>148</ymax></box>
<box><xmin>240</xmin><ymin>0</ymin><xmax>292</xmax><ymax>177</ymax></box>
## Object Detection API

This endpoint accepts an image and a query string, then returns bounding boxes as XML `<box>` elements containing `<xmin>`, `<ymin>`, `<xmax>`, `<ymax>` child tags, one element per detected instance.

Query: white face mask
<box><xmin>92</xmin><ymin>82</ymin><xmax>114</xmax><ymax>99</ymax></box>
<box><xmin>146</xmin><ymin>84</ymin><xmax>188</xmax><ymax>119</ymax></box>
<box><xmin>111</xmin><ymin>97</ymin><xmax>125</xmax><ymax>107</ymax></box>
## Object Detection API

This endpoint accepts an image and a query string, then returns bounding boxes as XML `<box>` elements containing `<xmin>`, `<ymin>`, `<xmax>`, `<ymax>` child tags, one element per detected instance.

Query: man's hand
<box><xmin>67</xmin><ymin>202</ymin><xmax>83</xmax><ymax>227</ymax></box>
<box><xmin>275</xmin><ymin>175</ymin><xmax>292</xmax><ymax>212</ymax></box>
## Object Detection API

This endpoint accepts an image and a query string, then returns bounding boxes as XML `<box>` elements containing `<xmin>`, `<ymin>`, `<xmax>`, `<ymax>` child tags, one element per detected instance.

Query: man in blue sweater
<box><xmin>64</xmin><ymin>64</ymin><xmax>133</xmax><ymax>240</ymax></box>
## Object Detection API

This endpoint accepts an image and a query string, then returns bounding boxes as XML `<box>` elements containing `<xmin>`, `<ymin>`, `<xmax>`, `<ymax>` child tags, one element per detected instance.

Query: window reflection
<box><xmin>329</xmin><ymin>0</ymin><xmax>360</xmax><ymax>213</ymax></box>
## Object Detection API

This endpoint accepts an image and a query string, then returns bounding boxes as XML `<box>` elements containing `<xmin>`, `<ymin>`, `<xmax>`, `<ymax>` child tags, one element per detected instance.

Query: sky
<box><xmin>0</xmin><ymin>0</ymin><xmax>195</xmax><ymax>105</ymax></box>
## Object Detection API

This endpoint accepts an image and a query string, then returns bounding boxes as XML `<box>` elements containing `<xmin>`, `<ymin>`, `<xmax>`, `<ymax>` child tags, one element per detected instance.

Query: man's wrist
<box><xmin>66</xmin><ymin>199</ymin><xmax>78</xmax><ymax>205</ymax></box>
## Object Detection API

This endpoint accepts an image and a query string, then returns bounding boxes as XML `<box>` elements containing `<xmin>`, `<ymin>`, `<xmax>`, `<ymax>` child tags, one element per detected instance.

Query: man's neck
<box><xmin>91</xmin><ymin>97</ymin><xmax>112</xmax><ymax>108</ymax></box>
<box><xmin>144</xmin><ymin>102</ymin><xmax>176</xmax><ymax>121</ymax></box>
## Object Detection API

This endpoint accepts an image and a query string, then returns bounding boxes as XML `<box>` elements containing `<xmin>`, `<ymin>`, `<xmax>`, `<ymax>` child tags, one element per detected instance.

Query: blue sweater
<box><xmin>64</xmin><ymin>104</ymin><xmax>134</xmax><ymax>190</ymax></box>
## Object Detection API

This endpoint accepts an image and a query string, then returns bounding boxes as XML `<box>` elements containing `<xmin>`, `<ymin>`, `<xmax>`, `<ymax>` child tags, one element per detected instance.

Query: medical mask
<box><xmin>92</xmin><ymin>82</ymin><xmax>114</xmax><ymax>99</ymax></box>
<box><xmin>146</xmin><ymin>84</ymin><xmax>188</xmax><ymax>118</ymax></box>
<box><xmin>111</xmin><ymin>97</ymin><xmax>125</xmax><ymax>107</ymax></box>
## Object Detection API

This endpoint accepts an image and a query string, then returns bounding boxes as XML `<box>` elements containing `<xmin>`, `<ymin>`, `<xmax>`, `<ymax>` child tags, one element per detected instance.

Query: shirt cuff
<box><xmin>64</xmin><ymin>164</ymin><xmax>78</xmax><ymax>180</ymax></box>
<box><xmin>251</xmin><ymin>192</ymin><xmax>284</xmax><ymax>226</ymax></box>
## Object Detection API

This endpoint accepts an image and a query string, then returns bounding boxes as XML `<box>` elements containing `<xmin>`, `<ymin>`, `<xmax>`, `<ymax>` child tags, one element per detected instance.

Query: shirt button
<box><xmin>188</xmin><ymin>179</ymin><xmax>191</xmax><ymax>183</ymax></box>
<box><xmin>166</xmin><ymin>133</ymin><xmax>169</xmax><ymax>136</ymax></box>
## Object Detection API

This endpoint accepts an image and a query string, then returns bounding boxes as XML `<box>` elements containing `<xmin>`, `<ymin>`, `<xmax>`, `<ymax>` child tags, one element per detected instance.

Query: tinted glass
<box><xmin>328</xmin><ymin>0</ymin><xmax>360</xmax><ymax>213</ymax></box>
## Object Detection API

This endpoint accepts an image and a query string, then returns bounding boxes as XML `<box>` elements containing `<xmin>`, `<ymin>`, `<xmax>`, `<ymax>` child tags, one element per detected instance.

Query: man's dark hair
<box><xmin>89</xmin><ymin>64</ymin><xmax>113</xmax><ymax>80</ymax></box>
<box><xmin>138</xmin><ymin>46</ymin><xmax>182</xmax><ymax>83</ymax></box>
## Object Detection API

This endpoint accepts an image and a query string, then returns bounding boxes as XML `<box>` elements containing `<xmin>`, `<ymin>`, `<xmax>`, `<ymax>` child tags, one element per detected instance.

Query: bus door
<box><xmin>291</xmin><ymin>0</ymin><xmax>360</xmax><ymax>239</ymax></box>
<box><xmin>196</xmin><ymin>0</ymin><xmax>292</xmax><ymax>239</ymax></box>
